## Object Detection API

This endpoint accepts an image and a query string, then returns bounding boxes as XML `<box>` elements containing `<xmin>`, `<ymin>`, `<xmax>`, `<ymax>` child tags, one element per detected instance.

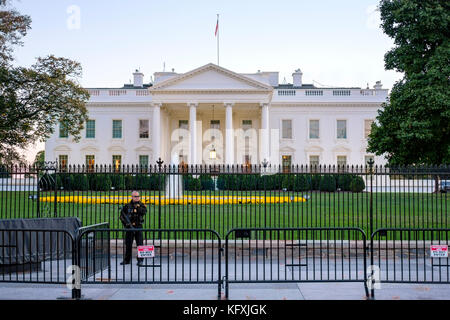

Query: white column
<box><xmin>260</xmin><ymin>103</ymin><xmax>270</xmax><ymax>163</ymax></box>
<box><xmin>189</xmin><ymin>103</ymin><xmax>198</xmax><ymax>165</ymax></box>
<box><xmin>225</xmin><ymin>103</ymin><xmax>234</xmax><ymax>165</ymax></box>
<box><xmin>152</xmin><ymin>103</ymin><xmax>162</xmax><ymax>161</ymax></box>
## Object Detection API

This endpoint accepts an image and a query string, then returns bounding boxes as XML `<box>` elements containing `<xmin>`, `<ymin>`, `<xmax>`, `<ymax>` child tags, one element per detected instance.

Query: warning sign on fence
<box><xmin>430</xmin><ymin>245</ymin><xmax>448</xmax><ymax>258</ymax></box>
<box><xmin>137</xmin><ymin>245</ymin><xmax>155</xmax><ymax>258</ymax></box>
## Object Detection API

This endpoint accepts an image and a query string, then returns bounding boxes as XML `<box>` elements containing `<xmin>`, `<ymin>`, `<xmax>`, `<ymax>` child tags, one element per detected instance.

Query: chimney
<box><xmin>133</xmin><ymin>69</ymin><xmax>144</xmax><ymax>87</ymax></box>
<box><xmin>373</xmin><ymin>80</ymin><xmax>382</xmax><ymax>90</ymax></box>
<box><xmin>292</xmin><ymin>68</ymin><xmax>303</xmax><ymax>87</ymax></box>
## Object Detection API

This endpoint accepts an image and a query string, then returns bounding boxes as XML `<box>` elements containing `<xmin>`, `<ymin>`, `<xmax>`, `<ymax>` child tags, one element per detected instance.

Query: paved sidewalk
<box><xmin>0</xmin><ymin>282</ymin><xmax>449</xmax><ymax>300</ymax></box>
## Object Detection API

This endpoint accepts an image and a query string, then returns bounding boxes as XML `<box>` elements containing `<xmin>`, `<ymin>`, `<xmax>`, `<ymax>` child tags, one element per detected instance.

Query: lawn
<box><xmin>1</xmin><ymin>189</ymin><xmax>448</xmax><ymax>240</ymax></box>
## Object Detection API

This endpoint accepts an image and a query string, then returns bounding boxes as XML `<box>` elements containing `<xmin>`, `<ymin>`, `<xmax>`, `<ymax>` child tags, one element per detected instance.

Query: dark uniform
<box><xmin>120</xmin><ymin>200</ymin><xmax>147</xmax><ymax>264</ymax></box>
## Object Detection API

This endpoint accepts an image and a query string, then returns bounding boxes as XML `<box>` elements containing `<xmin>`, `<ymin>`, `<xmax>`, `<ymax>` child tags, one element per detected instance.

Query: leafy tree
<box><xmin>0</xmin><ymin>2</ymin><xmax>89</xmax><ymax>164</ymax></box>
<box><xmin>32</xmin><ymin>150</ymin><xmax>45</xmax><ymax>168</ymax></box>
<box><xmin>368</xmin><ymin>0</ymin><xmax>450</xmax><ymax>166</ymax></box>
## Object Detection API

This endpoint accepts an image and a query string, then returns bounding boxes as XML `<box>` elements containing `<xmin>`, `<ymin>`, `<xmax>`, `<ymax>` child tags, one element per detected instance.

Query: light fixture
<box><xmin>210</xmin><ymin>104</ymin><xmax>217</xmax><ymax>160</ymax></box>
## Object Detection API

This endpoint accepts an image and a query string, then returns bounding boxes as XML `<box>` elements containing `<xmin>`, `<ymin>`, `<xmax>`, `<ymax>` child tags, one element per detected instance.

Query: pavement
<box><xmin>0</xmin><ymin>281</ymin><xmax>449</xmax><ymax>300</ymax></box>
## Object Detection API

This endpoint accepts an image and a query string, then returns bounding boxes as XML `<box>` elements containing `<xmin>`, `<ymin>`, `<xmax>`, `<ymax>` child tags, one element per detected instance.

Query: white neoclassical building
<box><xmin>45</xmin><ymin>63</ymin><xmax>389</xmax><ymax>168</ymax></box>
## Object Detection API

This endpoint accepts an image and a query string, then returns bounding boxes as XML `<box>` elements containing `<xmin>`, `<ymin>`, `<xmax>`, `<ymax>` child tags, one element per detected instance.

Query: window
<box><xmin>139</xmin><ymin>120</ymin><xmax>149</xmax><ymax>139</ymax></box>
<box><xmin>309</xmin><ymin>120</ymin><xmax>319</xmax><ymax>139</ymax></box>
<box><xmin>139</xmin><ymin>155</ymin><xmax>149</xmax><ymax>167</ymax></box>
<box><xmin>364</xmin><ymin>120</ymin><xmax>374</xmax><ymax>139</ymax></box>
<box><xmin>179</xmin><ymin>120</ymin><xmax>188</xmax><ymax>129</ymax></box>
<box><xmin>112</xmin><ymin>155</ymin><xmax>122</xmax><ymax>172</ymax></box>
<box><xmin>337</xmin><ymin>120</ymin><xmax>347</xmax><ymax>139</ymax></box>
<box><xmin>282</xmin><ymin>120</ymin><xmax>292</xmax><ymax>139</ymax></box>
<box><xmin>310</xmin><ymin>155</ymin><xmax>319</xmax><ymax>167</ymax></box>
<box><xmin>210</xmin><ymin>120</ymin><xmax>220</xmax><ymax>140</ymax></box>
<box><xmin>242</xmin><ymin>120</ymin><xmax>252</xmax><ymax>131</ymax></box>
<box><xmin>282</xmin><ymin>155</ymin><xmax>292</xmax><ymax>173</ymax></box>
<box><xmin>59</xmin><ymin>155</ymin><xmax>68</xmax><ymax>171</ymax></box>
<box><xmin>86</xmin><ymin>155</ymin><xmax>95</xmax><ymax>172</ymax></box>
<box><xmin>310</xmin><ymin>155</ymin><xmax>320</xmax><ymax>173</ymax></box>
<box><xmin>337</xmin><ymin>156</ymin><xmax>347</xmax><ymax>172</ymax></box>
<box><xmin>179</xmin><ymin>120</ymin><xmax>188</xmax><ymax>141</ymax></box>
<box><xmin>86</xmin><ymin>120</ymin><xmax>95</xmax><ymax>138</ymax></box>
<box><xmin>59</xmin><ymin>123</ymin><xmax>68</xmax><ymax>138</ymax></box>
<box><xmin>112</xmin><ymin>120</ymin><xmax>122</xmax><ymax>139</ymax></box>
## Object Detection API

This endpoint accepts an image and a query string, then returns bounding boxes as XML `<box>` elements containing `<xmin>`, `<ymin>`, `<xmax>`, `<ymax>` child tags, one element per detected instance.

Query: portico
<box><xmin>149</xmin><ymin>64</ymin><xmax>273</xmax><ymax>165</ymax></box>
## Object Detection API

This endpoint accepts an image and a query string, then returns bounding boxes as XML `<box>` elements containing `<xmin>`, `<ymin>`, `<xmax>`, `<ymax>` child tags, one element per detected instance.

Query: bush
<box><xmin>310</xmin><ymin>174</ymin><xmax>322</xmax><ymax>190</ymax></box>
<box><xmin>319</xmin><ymin>175</ymin><xmax>337</xmax><ymax>192</ymax></box>
<box><xmin>217</xmin><ymin>175</ymin><xmax>226</xmax><ymax>190</ymax></box>
<box><xmin>337</xmin><ymin>174</ymin><xmax>353</xmax><ymax>191</ymax></box>
<box><xmin>293</xmin><ymin>175</ymin><xmax>311</xmax><ymax>191</ymax></box>
<box><xmin>200</xmin><ymin>175</ymin><xmax>215</xmax><ymax>191</ymax></box>
<box><xmin>72</xmin><ymin>174</ymin><xmax>89</xmax><ymax>190</ymax></box>
<box><xmin>350</xmin><ymin>176</ymin><xmax>365</xmax><ymax>193</ymax></box>
<box><xmin>282</xmin><ymin>175</ymin><xmax>294</xmax><ymax>190</ymax></box>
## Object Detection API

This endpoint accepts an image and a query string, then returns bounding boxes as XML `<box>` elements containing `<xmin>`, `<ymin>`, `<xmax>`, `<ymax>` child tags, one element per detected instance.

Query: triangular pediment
<box><xmin>150</xmin><ymin>63</ymin><xmax>273</xmax><ymax>92</ymax></box>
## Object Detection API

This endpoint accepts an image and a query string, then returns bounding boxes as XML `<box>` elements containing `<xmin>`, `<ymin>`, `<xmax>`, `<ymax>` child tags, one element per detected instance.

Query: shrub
<box><xmin>217</xmin><ymin>175</ymin><xmax>226</xmax><ymax>190</ymax></box>
<box><xmin>350</xmin><ymin>176</ymin><xmax>365</xmax><ymax>193</ymax></box>
<box><xmin>337</xmin><ymin>174</ymin><xmax>353</xmax><ymax>191</ymax></box>
<box><xmin>310</xmin><ymin>174</ymin><xmax>322</xmax><ymax>190</ymax></box>
<box><xmin>319</xmin><ymin>175</ymin><xmax>336</xmax><ymax>192</ymax></box>
<box><xmin>282</xmin><ymin>175</ymin><xmax>294</xmax><ymax>190</ymax></box>
<box><xmin>110</xmin><ymin>174</ymin><xmax>125</xmax><ymax>190</ymax></box>
<box><xmin>200</xmin><ymin>175</ymin><xmax>214</xmax><ymax>191</ymax></box>
<box><xmin>293</xmin><ymin>175</ymin><xmax>311</xmax><ymax>192</ymax></box>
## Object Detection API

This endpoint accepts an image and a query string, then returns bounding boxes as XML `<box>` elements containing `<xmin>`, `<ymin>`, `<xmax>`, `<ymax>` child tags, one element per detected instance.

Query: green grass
<box><xmin>1</xmin><ymin>190</ymin><xmax>448</xmax><ymax>240</ymax></box>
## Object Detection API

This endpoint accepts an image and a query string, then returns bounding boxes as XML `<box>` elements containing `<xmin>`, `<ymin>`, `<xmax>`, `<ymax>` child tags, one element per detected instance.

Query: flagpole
<box><xmin>217</xmin><ymin>14</ymin><xmax>219</xmax><ymax>66</ymax></box>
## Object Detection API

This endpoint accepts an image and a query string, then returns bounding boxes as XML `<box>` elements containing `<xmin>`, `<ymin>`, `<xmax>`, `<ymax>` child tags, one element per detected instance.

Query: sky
<box><xmin>9</xmin><ymin>0</ymin><xmax>402</xmax><ymax>162</ymax></box>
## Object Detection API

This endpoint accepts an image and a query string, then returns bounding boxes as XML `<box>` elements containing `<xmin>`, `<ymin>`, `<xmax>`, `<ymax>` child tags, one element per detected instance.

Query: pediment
<box><xmin>54</xmin><ymin>145</ymin><xmax>72</xmax><ymax>152</ymax></box>
<box><xmin>280</xmin><ymin>146</ymin><xmax>296</xmax><ymax>153</ymax></box>
<box><xmin>108</xmin><ymin>145</ymin><xmax>126</xmax><ymax>152</ymax></box>
<box><xmin>332</xmin><ymin>145</ymin><xmax>352</xmax><ymax>153</ymax></box>
<box><xmin>150</xmin><ymin>63</ymin><xmax>273</xmax><ymax>92</ymax></box>
<box><xmin>80</xmin><ymin>145</ymin><xmax>99</xmax><ymax>153</ymax></box>
<box><xmin>305</xmin><ymin>145</ymin><xmax>324</xmax><ymax>152</ymax></box>
<box><xmin>135</xmin><ymin>145</ymin><xmax>152</xmax><ymax>152</ymax></box>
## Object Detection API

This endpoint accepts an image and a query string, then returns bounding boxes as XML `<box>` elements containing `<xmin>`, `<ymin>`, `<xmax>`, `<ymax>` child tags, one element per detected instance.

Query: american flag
<box><xmin>215</xmin><ymin>16</ymin><xmax>219</xmax><ymax>37</ymax></box>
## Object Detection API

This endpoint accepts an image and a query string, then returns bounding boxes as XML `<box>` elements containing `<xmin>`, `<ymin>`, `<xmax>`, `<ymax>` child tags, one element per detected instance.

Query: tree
<box><xmin>0</xmin><ymin>2</ymin><xmax>89</xmax><ymax>164</ymax></box>
<box><xmin>367</xmin><ymin>0</ymin><xmax>450</xmax><ymax>166</ymax></box>
<box><xmin>32</xmin><ymin>150</ymin><xmax>45</xmax><ymax>168</ymax></box>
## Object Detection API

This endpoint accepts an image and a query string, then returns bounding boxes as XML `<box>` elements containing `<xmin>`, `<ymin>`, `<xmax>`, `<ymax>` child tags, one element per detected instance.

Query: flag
<box><xmin>215</xmin><ymin>16</ymin><xmax>219</xmax><ymax>37</ymax></box>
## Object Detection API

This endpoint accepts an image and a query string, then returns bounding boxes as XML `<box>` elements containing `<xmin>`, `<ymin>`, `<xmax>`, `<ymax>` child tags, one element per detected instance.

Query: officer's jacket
<box><xmin>120</xmin><ymin>201</ymin><xmax>147</xmax><ymax>228</ymax></box>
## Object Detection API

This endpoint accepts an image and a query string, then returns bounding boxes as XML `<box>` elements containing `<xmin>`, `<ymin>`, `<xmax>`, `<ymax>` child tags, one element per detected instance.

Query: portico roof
<box><xmin>149</xmin><ymin>63</ymin><xmax>273</xmax><ymax>93</ymax></box>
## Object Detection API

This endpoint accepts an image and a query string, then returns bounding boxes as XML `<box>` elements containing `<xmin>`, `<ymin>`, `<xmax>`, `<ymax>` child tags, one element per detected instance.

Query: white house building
<box><xmin>44</xmin><ymin>63</ymin><xmax>389</xmax><ymax>169</ymax></box>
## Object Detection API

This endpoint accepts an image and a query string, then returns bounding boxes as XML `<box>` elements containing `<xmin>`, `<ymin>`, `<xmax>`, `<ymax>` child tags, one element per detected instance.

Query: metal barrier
<box><xmin>76</xmin><ymin>228</ymin><xmax>223</xmax><ymax>299</ymax></box>
<box><xmin>0</xmin><ymin>229</ymin><xmax>75</xmax><ymax>284</ymax></box>
<box><xmin>370</xmin><ymin>228</ymin><xmax>450</xmax><ymax>299</ymax></box>
<box><xmin>76</xmin><ymin>223</ymin><xmax>111</xmax><ymax>282</ymax></box>
<box><xmin>224</xmin><ymin>227</ymin><xmax>369</xmax><ymax>299</ymax></box>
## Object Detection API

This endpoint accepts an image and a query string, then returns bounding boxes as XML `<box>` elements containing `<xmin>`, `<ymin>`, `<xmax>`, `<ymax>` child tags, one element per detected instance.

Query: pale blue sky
<box><xmin>13</xmin><ymin>0</ymin><xmax>401</xmax><ymax>89</ymax></box>
<box><xmin>11</xmin><ymin>0</ymin><xmax>402</xmax><ymax>162</ymax></box>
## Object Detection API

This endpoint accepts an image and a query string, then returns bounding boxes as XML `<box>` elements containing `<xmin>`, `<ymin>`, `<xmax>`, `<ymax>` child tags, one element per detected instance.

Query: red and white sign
<box><xmin>137</xmin><ymin>245</ymin><xmax>155</xmax><ymax>258</ymax></box>
<box><xmin>430</xmin><ymin>245</ymin><xmax>448</xmax><ymax>258</ymax></box>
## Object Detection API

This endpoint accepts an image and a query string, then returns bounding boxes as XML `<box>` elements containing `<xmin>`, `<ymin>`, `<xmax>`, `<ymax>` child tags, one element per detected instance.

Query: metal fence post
<box><xmin>37</xmin><ymin>166</ymin><xmax>41</xmax><ymax>218</ymax></box>
<box><xmin>368</xmin><ymin>158</ymin><xmax>375</xmax><ymax>299</ymax></box>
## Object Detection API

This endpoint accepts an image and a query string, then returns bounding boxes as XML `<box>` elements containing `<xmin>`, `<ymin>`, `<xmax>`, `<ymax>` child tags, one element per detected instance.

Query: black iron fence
<box><xmin>1</xmin><ymin>163</ymin><xmax>448</xmax><ymax>239</ymax></box>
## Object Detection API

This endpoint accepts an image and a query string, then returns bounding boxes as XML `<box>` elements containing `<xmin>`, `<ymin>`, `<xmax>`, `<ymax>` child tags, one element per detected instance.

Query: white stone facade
<box><xmin>44</xmin><ymin>63</ymin><xmax>389</xmax><ymax>167</ymax></box>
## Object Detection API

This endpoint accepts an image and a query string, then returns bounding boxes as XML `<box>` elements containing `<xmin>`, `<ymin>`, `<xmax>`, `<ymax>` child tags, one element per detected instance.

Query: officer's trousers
<box><xmin>124</xmin><ymin>228</ymin><xmax>144</xmax><ymax>262</ymax></box>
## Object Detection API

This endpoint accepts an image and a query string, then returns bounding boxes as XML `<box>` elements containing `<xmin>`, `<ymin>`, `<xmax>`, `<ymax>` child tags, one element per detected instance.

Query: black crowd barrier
<box><xmin>224</xmin><ymin>227</ymin><xmax>369</xmax><ymax>299</ymax></box>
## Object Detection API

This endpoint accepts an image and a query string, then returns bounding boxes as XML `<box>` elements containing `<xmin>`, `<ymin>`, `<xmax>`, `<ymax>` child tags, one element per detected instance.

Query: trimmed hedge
<box><xmin>350</xmin><ymin>176</ymin><xmax>366</xmax><ymax>192</ymax></box>
<box><xmin>43</xmin><ymin>172</ymin><xmax>366</xmax><ymax>193</ymax></box>
<box><xmin>319</xmin><ymin>175</ymin><xmax>337</xmax><ymax>192</ymax></box>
